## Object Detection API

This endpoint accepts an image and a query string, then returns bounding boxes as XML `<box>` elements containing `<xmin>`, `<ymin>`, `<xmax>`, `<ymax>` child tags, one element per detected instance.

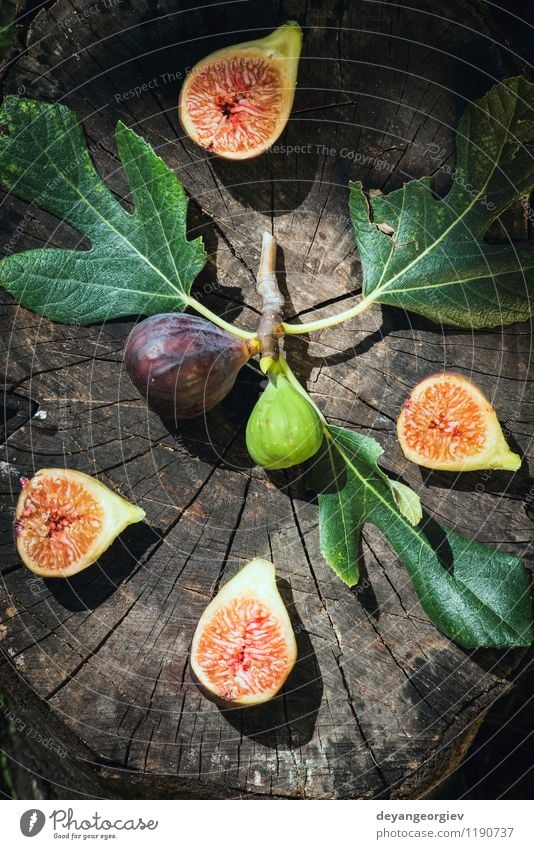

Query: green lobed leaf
<box><xmin>350</xmin><ymin>76</ymin><xmax>534</xmax><ymax>328</ymax></box>
<box><xmin>309</xmin><ymin>430</ymin><xmax>422</xmax><ymax>587</ymax></box>
<box><xmin>309</xmin><ymin>435</ymin><xmax>364</xmax><ymax>586</ymax></box>
<box><xmin>311</xmin><ymin>426</ymin><xmax>533</xmax><ymax>648</ymax></box>
<box><xmin>0</xmin><ymin>98</ymin><xmax>206</xmax><ymax>324</ymax></box>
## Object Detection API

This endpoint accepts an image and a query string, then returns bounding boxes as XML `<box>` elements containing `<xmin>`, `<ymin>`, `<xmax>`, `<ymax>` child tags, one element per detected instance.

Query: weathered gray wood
<box><xmin>0</xmin><ymin>0</ymin><xmax>532</xmax><ymax>799</ymax></box>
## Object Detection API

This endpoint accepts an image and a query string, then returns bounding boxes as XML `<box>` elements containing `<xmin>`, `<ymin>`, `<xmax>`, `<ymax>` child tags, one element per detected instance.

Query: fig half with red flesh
<box><xmin>15</xmin><ymin>468</ymin><xmax>145</xmax><ymax>578</ymax></box>
<box><xmin>179</xmin><ymin>22</ymin><xmax>302</xmax><ymax>160</ymax></box>
<box><xmin>397</xmin><ymin>372</ymin><xmax>521</xmax><ymax>472</ymax></box>
<box><xmin>190</xmin><ymin>558</ymin><xmax>297</xmax><ymax>707</ymax></box>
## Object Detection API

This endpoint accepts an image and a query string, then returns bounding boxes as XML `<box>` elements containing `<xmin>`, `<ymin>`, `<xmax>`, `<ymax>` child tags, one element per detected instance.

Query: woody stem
<box><xmin>255</xmin><ymin>232</ymin><xmax>285</xmax><ymax>360</ymax></box>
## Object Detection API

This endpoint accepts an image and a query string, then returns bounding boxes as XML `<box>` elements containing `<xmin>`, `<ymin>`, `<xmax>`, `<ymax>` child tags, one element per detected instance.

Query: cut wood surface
<box><xmin>0</xmin><ymin>0</ymin><xmax>532</xmax><ymax>799</ymax></box>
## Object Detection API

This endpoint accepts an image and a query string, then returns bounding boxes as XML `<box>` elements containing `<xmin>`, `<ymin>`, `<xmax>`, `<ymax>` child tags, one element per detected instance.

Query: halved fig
<box><xmin>397</xmin><ymin>372</ymin><xmax>521</xmax><ymax>472</ymax></box>
<box><xmin>190</xmin><ymin>558</ymin><xmax>297</xmax><ymax>707</ymax></box>
<box><xmin>179</xmin><ymin>21</ymin><xmax>302</xmax><ymax>160</ymax></box>
<box><xmin>15</xmin><ymin>468</ymin><xmax>145</xmax><ymax>578</ymax></box>
<box><xmin>246</xmin><ymin>367</ymin><xmax>323</xmax><ymax>470</ymax></box>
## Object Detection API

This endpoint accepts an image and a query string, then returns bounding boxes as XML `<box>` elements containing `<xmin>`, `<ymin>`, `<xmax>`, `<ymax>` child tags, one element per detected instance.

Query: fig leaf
<box><xmin>350</xmin><ymin>76</ymin><xmax>534</xmax><ymax>328</ymax></box>
<box><xmin>311</xmin><ymin>426</ymin><xmax>533</xmax><ymax>648</ymax></box>
<box><xmin>0</xmin><ymin>98</ymin><xmax>206</xmax><ymax>324</ymax></box>
<box><xmin>309</xmin><ymin>429</ymin><xmax>422</xmax><ymax>587</ymax></box>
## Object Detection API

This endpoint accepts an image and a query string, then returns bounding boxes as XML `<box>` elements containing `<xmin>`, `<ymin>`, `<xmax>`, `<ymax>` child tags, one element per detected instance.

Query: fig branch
<box><xmin>188</xmin><ymin>263</ymin><xmax>372</xmax><ymax>342</ymax></box>
<box><xmin>187</xmin><ymin>232</ymin><xmax>286</xmax><ymax>346</ymax></box>
<box><xmin>189</xmin><ymin>231</ymin><xmax>372</xmax><ymax>344</ymax></box>
<box><xmin>282</xmin><ymin>294</ymin><xmax>373</xmax><ymax>336</ymax></box>
<box><xmin>255</xmin><ymin>232</ymin><xmax>285</xmax><ymax>363</ymax></box>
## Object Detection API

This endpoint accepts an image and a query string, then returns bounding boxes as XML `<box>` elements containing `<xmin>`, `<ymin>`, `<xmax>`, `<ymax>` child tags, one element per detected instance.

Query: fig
<box><xmin>15</xmin><ymin>468</ymin><xmax>145</xmax><ymax>578</ymax></box>
<box><xmin>246</xmin><ymin>366</ymin><xmax>323</xmax><ymax>469</ymax></box>
<box><xmin>397</xmin><ymin>372</ymin><xmax>521</xmax><ymax>472</ymax></box>
<box><xmin>190</xmin><ymin>558</ymin><xmax>297</xmax><ymax>707</ymax></box>
<box><xmin>179</xmin><ymin>21</ymin><xmax>302</xmax><ymax>160</ymax></box>
<box><xmin>124</xmin><ymin>314</ymin><xmax>258</xmax><ymax>420</ymax></box>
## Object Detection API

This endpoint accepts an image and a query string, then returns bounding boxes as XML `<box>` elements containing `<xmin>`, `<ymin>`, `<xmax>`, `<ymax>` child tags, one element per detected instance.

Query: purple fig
<box><xmin>124</xmin><ymin>314</ymin><xmax>258</xmax><ymax>420</ymax></box>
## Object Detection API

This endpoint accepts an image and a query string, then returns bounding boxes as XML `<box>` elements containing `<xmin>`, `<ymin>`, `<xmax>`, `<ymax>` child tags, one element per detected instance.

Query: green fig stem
<box><xmin>276</xmin><ymin>354</ymin><xmax>328</xmax><ymax>427</ymax></box>
<box><xmin>256</xmin><ymin>232</ymin><xmax>285</xmax><ymax>359</ymax></box>
<box><xmin>261</xmin><ymin>351</ymin><xmax>328</xmax><ymax>428</ymax></box>
<box><xmin>187</xmin><ymin>295</ymin><xmax>259</xmax><ymax>341</ymax></box>
<box><xmin>260</xmin><ymin>355</ymin><xmax>278</xmax><ymax>375</ymax></box>
<box><xmin>281</xmin><ymin>292</ymin><xmax>375</xmax><ymax>336</ymax></box>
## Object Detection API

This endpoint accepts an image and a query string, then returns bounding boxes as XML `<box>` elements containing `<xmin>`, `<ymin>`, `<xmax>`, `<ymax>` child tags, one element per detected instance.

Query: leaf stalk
<box><xmin>187</xmin><ymin>295</ymin><xmax>258</xmax><ymax>341</ymax></box>
<box><xmin>282</xmin><ymin>293</ymin><xmax>374</xmax><ymax>336</ymax></box>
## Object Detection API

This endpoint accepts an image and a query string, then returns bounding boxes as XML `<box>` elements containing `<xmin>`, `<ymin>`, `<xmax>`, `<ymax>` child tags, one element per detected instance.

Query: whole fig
<box><xmin>246</xmin><ymin>369</ymin><xmax>323</xmax><ymax>469</ymax></box>
<box><xmin>124</xmin><ymin>314</ymin><xmax>258</xmax><ymax>420</ymax></box>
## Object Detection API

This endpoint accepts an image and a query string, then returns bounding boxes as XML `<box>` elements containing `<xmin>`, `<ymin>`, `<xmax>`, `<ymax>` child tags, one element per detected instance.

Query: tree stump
<box><xmin>0</xmin><ymin>0</ymin><xmax>532</xmax><ymax>799</ymax></box>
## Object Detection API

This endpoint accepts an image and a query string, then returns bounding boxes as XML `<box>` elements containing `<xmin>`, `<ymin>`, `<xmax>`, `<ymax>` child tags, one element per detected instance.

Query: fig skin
<box><xmin>124</xmin><ymin>314</ymin><xmax>258</xmax><ymax>421</ymax></box>
<box><xmin>397</xmin><ymin>372</ymin><xmax>521</xmax><ymax>472</ymax></box>
<box><xmin>15</xmin><ymin>468</ymin><xmax>145</xmax><ymax>578</ymax></box>
<box><xmin>246</xmin><ymin>369</ymin><xmax>323</xmax><ymax>470</ymax></box>
<box><xmin>190</xmin><ymin>558</ymin><xmax>297</xmax><ymax>707</ymax></box>
<box><xmin>179</xmin><ymin>22</ymin><xmax>302</xmax><ymax>160</ymax></box>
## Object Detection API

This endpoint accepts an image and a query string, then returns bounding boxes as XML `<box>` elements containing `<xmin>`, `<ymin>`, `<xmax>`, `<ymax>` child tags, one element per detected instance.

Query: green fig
<box><xmin>246</xmin><ymin>366</ymin><xmax>323</xmax><ymax>470</ymax></box>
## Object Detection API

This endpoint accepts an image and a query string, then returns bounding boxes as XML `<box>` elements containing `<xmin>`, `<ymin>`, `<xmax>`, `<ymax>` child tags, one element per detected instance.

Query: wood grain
<box><xmin>0</xmin><ymin>0</ymin><xmax>532</xmax><ymax>799</ymax></box>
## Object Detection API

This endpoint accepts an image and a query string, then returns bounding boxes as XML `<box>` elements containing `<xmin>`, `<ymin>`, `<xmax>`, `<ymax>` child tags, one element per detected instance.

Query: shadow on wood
<box><xmin>46</xmin><ymin>522</ymin><xmax>163</xmax><ymax>611</ymax></box>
